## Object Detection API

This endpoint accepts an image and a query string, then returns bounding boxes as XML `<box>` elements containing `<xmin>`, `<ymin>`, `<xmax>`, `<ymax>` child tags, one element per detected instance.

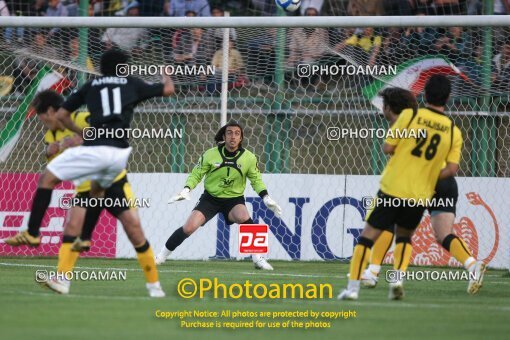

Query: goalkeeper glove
<box><xmin>168</xmin><ymin>187</ymin><xmax>191</xmax><ymax>204</ymax></box>
<box><xmin>263</xmin><ymin>195</ymin><xmax>282</xmax><ymax>217</ymax></box>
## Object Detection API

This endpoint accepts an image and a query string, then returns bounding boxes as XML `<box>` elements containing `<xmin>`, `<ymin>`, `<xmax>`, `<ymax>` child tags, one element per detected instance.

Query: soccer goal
<box><xmin>0</xmin><ymin>14</ymin><xmax>508</xmax><ymax>270</ymax></box>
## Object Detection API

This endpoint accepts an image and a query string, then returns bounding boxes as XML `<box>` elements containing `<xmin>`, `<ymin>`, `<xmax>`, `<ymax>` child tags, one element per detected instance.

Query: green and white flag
<box><xmin>362</xmin><ymin>55</ymin><xmax>469</xmax><ymax>111</ymax></box>
<box><xmin>0</xmin><ymin>67</ymin><xmax>71</xmax><ymax>162</ymax></box>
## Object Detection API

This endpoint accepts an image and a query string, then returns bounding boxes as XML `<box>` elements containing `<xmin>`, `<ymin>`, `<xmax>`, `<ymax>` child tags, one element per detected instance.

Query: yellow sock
<box><xmin>370</xmin><ymin>230</ymin><xmax>394</xmax><ymax>266</ymax></box>
<box><xmin>136</xmin><ymin>243</ymin><xmax>158</xmax><ymax>284</ymax></box>
<box><xmin>393</xmin><ymin>239</ymin><xmax>413</xmax><ymax>272</ymax></box>
<box><xmin>448</xmin><ymin>236</ymin><xmax>473</xmax><ymax>266</ymax></box>
<box><xmin>349</xmin><ymin>238</ymin><xmax>373</xmax><ymax>281</ymax></box>
<box><xmin>57</xmin><ymin>242</ymin><xmax>80</xmax><ymax>273</ymax></box>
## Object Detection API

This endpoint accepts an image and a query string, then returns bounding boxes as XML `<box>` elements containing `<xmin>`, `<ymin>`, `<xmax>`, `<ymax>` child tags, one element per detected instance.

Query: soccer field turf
<box><xmin>1</xmin><ymin>258</ymin><xmax>509</xmax><ymax>340</ymax></box>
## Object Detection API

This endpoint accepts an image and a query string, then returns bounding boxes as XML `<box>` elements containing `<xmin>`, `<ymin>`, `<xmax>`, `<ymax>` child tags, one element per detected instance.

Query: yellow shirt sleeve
<box><xmin>373</xmin><ymin>35</ymin><xmax>382</xmax><ymax>47</ymax></box>
<box><xmin>385</xmin><ymin>108</ymin><xmax>414</xmax><ymax>146</ymax></box>
<box><xmin>345</xmin><ymin>34</ymin><xmax>358</xmax><ymax>46</ymax></box>
<box><xmin>446</xmin><ymin>126</ymin><xmax>463</xmax><ymax>164</ymax></box>
<box><xmin>72</xmin><ymin>111</ymin><xmax>90</xmax><ymax>130</ymax></box>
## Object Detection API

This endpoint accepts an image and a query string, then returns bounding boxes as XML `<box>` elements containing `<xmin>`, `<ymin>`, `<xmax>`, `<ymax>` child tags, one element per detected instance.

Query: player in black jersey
<box><xmin>5</xmin><ymin>49</ymin><xmax>174</xmax><ymax>297</ymax></box>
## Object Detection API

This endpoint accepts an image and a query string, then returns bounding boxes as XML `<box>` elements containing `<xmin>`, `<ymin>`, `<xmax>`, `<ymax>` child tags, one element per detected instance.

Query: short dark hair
<box><xmin>214</xmin><ymin>121</ymin><xmax>244</xmax><ymax>146</ymax></box>
<box><xmin>378</xmin><ymin>87</ymin><xmax>418</xmax><ymax>115</ymax></box>
<box><xmin>32</xmin><ymin>90</ymin><xmax>64</xmax><ymax>114</ymax></box>
<box><xmin>100</xmin><ymin>49</ymin><xmax>129</xmax><ymax>76</ymax></box>
<box><xmin>424</xmin><ymin>74</ymin><xmax>451</xmax><ymax>106</ymax></box>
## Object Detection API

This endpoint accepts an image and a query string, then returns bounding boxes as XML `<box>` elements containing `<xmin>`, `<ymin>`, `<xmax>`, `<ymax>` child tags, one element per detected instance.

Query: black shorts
<box><xmin>366</xmin><ymin>190</ymin><xmax>426</xmax><ymax>231</ymax></box>
<box><xmin>194</xmin><ymin>191</ymin><xmax>246</xmax><ymax>225</ymax></box>
<box><xmin>74</xmin><ymin>175</ymin><xmax>133</xmax><ymax>218</ymax></box>
<box><xmin>428</xmin><ymin>176</ymin><xmax>458</xmax><ymax>215</ymax></box>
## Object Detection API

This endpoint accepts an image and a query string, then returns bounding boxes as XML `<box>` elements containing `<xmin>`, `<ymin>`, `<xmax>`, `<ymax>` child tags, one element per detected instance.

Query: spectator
<box><xmin>102</xmin><ymin>1</ymin><xmax>148</xmax><ymax>56</ymax></box>
<box><xmin>171</xmin><ymin>11</ymin><xmax>205</xmax><ymax>64</ymax></box>
<box><xmin>433</xmin><ymin>27</ymin><xmax>470</xmax><ymax>64</ymax></box>
<box><xmin>40</xmin><ymin>0</ymin><xmax>72</xmax><ymax>59</ymax></box>
<box><xmin>1</xmin><ymin>0</ymin><xmax>13</xmax><ymax>43</ymax></box>
<box><xmin>433</xmin><ymin>0</ymin><xmax>461</xmax><ymax>15</ymax></box>
<box><xmin>11</xmin><ymin>59</ymin><xmax>39</xmax><ymax>96</ymax></box>
<box><xmin>199</xmin><ymin>5</ymin><xmax>238</xmax><ymax>65</ymax></box>
<box><xmin>247</xmin><ymin>27</ymin><xmax>277</xmax><ymax>85</ymax></box>
<box><xmin>70</xmin><ymin>37</ymin><xmax>95</xmax><ymax>72</ymax></box>
<box><xmin>402</xmin><ymin>14</ymin><xmax>436</xmax><ymax>58</ymax></box>
<box><xmin>65</xmin><ymin>0</ymin><xmax>79</xmax><ymax>16</ymax></box>
<box><xmin>287</xmin><ymin>7</ymin><xmax>329</xmax><ymax>87</ymax></box>
<box><xmin>0</xmin><ymin>0</ymin><xmax>8</xmax><ymax>16</ymax></box>
<box><xmin>347</xmin><ymin>0</ymin><xmax>384</xmax><ymax>16</ymax></box>
<box><xmin>2</xmin><ymin>0</ymin><xmax>29</xmax><ymax>44</ymax></box>
<box><xmin>378</xmin><ymin>27</ymin><xmax>405</xmax><ymax>65</ymax></box>
<box><xmin>24</xmin><ymin>0</ymin><xmax>47</xmax><ymax>46</ymax></box>
<box><xmin>415</xmin><ymin>0</ymin><xmax>435</xmax><ymax>15</ymax></box>
<box><xmin>492</xmin><ymin>39</ymin><xmax>510</xmax><ymax>91</ymax></box>
<box><xmin>335</xmin><ymin>27</ymin><xmax>382</xmax><ymax>66</ymax></box>
<box><xmin>300</xmin><ymin>0</ymin><xmax>324</xmax><ymax>15</ymax></box>
<box><xmin>493</xmin><ymin>0</ymin><xmax>510</xmax><ymax>14</ymax></box>
<box><xmin>169</xmin><ymin>0</ymin><xmax>211</xmax><ymax>16</ymax></box>
<box><xmin>466</xmin><ymin>0</ymin><xmax>481</xmax><ymax>15</ymax></box>
<box><xmin>382</xmin><ymin>0</ymin><xmax>414</xmax><ymax>15</ymax></box>
<box><xmin>287</xmin><ymin>7</ymin><xmax>329</xmax><ymax>67</ymax></box>
<box><xmin>207</xmin><ymin>39</ymin><xmax>247</xmax><ymax>94</ymax></box>
<box><xmin>46</xmin><ymin>0</ymin><xmax>69</xmax><ymax>35</ymax></box>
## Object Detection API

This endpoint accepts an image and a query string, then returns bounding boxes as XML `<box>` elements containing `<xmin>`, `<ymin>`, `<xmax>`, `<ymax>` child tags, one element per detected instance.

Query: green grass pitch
<box><xmin>1</xmin><ymin>258</ymin><xmax>509</xmax><ymax>340</ymax></box>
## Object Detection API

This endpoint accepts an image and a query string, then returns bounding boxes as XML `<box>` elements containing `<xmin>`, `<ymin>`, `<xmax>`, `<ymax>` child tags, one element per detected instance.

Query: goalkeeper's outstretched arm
<box><xmin>247</xmin><ymin>155</ymin><xmax>282</xmax><ymax>217</ymax></box>
<box><xmin>169</xmin><ymin>154</ymin><xmax>211</xmax><ymax>204</ymax></box>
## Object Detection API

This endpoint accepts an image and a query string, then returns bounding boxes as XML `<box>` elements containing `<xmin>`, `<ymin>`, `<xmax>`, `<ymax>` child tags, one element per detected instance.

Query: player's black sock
<box><xmin>27</xmin><ymin>188</ymin><xmax>53</xmax><ymax>237</ymax></box>
<box><xmin>165</xmin><ymin>227</ymin><xmax>190</xmax><ymax>251</ymax></box>
<box><xmin>81</xmin><ymin>206</ymin><xmax>103</xmax><ymax>241</ymax></box>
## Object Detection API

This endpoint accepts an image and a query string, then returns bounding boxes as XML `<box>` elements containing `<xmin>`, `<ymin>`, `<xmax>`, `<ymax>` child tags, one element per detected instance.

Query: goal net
<box><xmin>0</xmin><ymin>13</ymin><xmax>508</xmax><ymax>269</ymax></box>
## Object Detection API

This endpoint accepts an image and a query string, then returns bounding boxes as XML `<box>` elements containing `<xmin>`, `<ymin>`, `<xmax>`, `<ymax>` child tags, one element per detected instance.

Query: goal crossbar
<box><xmin>0</xmin><ymin>15</ymin><xmax>509</xmax><ymax>28</ymax></box>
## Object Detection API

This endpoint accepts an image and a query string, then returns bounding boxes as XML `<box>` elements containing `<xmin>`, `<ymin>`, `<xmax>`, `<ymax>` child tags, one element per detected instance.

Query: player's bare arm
<box><xmin>438</xmin><ymin>163</ymin><xmax>459</xmax><ymax>179</ymax></box>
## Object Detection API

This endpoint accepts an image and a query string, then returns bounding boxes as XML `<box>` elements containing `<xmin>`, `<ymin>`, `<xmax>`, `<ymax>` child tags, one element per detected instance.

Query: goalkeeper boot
<box><xmin>388</xmin><ymin>280</ymin><xmax>405</xmax><ymax>300</ymax></box>
<box><xmin>43</xmin><ymin>276</ymin><xmax>71</xmax><ymax>295</ymax></box>
<box><xmin>146</xmin><ymin>281</ymin><xmax>165</xmax><ymax>298</ymax></box>
<box><xmin>337</xmin><ymin>289</ymin><xmax>359</xmax><ymax>300</ymax></box>
<box><xmin>4</xmin><ymin>231</ymin><xmax>40</xmax><ymax>247</ymax></box>
<box><xmin>467</xmin><ymin>261</ymin><xmax>486</xmax><ymax>295</ymax></box>
<box><xmin>155</xmin><ymin>248</ymin><xmax>172</xmax><ymax>265</ymax></box>
<box><xmin>252</xmin><ymin>254</ymin><xmax>274</xmax><ymax>271</ymax></box>
<box><xmin>71</xmin><ymin>238</ymin><xmax>91</xmax><ymax>252</ymax></box>
<box><xmin>361</xmin><ymin>268</ymin><xmax>379</xmax><ymax>288</ymax></box>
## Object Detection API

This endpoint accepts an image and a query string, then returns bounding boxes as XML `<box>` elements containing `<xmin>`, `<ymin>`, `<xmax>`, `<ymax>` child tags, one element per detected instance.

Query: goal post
<box><xmin>0</xmin><ymin>15</ymin><xmax>508</xmax><ymax>270</ymax></box>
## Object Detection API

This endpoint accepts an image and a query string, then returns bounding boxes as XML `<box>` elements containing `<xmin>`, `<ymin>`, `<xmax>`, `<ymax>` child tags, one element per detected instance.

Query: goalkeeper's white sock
<box><xmin>252</xmin><ymin>254</ymin><xmax>262</xmax><ymax>263</ymax></box>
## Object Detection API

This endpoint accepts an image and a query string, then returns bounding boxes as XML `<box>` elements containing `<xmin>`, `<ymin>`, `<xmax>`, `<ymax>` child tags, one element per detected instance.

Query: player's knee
<box><xmin>182</xmin><ymin>223</ymin><xmax>199</xmax><ymax>235</ymax></box>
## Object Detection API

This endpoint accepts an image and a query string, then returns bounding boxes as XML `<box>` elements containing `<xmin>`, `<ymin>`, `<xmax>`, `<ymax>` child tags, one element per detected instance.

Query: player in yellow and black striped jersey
<box><xmin>339</xmin><ymin>75</ymin><xmax>466</xmax><ymax>301</ymax></box>
<box><xmin>359</xmin><ymin>87</ymin><xmax>485</xmax><ymax>295</ymax></box>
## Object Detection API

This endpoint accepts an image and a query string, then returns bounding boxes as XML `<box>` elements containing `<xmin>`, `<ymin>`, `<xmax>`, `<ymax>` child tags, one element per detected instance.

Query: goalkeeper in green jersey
<box><xmin>156</xmin><ymin>122</ymin><xmax>282</xmax><ymax>270</ymax></box>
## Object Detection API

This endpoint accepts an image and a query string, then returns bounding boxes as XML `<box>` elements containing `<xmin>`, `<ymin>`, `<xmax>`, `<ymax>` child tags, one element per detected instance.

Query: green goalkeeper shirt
<box><xmin>185</xmin><ymin>145</ymin><xmax>268</xmax><ymax>199</ymax></box>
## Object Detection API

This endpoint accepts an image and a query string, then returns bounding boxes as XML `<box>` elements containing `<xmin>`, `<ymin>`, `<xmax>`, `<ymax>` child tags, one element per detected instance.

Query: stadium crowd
<box><xmin>0</xmin><ymin>0</ymin><xmax>509</xmax><ymax>95</ymax></box>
